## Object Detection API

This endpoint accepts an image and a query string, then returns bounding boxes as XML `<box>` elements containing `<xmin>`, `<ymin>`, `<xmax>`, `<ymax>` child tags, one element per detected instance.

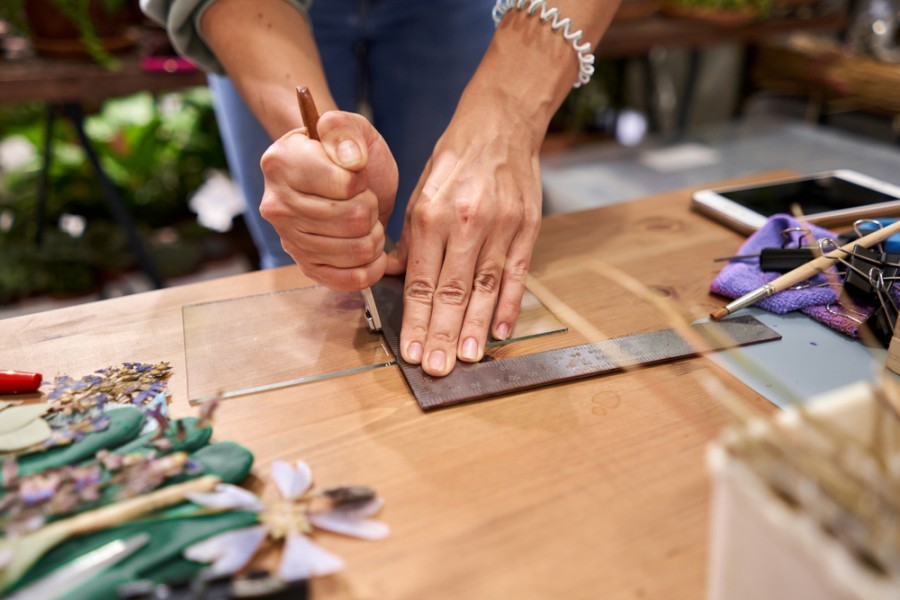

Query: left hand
<box><xmin>385</xmin><ymin>105</ymin><xmax>543</xmax><ymax>377</ymax></box>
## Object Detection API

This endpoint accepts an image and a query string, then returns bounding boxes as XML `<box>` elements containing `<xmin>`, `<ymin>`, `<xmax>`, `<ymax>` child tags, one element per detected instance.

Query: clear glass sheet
<box><xmin>183</xmin><ymin>285</ymin><xmax>566</xmax><ymax>403</ymax></box>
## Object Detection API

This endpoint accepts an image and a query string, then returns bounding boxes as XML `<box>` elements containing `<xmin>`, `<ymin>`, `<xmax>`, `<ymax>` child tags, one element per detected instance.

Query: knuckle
<box><xmin>430</xmin><ymin>328</ymin><xmax>457</xmax><ymax>344</ymax></box>
<box><xmin>259</xmin><ymin>193</ymin><xmax>277</xmax><ymax>221</ymax></box>
<box><xmin>455</xmin><ymin>198</ymin><xmax>479</xmax><ymax>224</ymax></box>
<box><xmin>473</xmin><ymin>263</ymin><xmax>502</xmax><ymax>294</ymax></box>
<box><xmin>350</xmin><ymin>268</ymin><xmax>371</xmax><ymax>290</ymax></box>
<box><xmin>463</xmin><ymin>313</ymin><xmax>490</xmax><ymax>331</ymax></box>
<box><xmin>435</xmin><ymin>280</ymin><xmax>469</xmax><ymax>306</ymax></box>
<box><xmin>259</xmin><ymin>191</ymin><xmax>292</xmax><ymax>223</ymax></box>
<box><xmin>410</xmin><ymin>202</ymin><xmax>440</xmax><ymax>230</ymax></box>
<box><xmin>523</xmin><ymin>205</ymin><xmax>542</xmax><ymax>233</ymax></box>
<box><xmin>405</xmin><ymin>278</ymin><xmax>436</xmax><ymax>304</ymax></box>
<box><xmin>505</xmin><ymin>257</ymin><xmax>530</xmax><ymax>283</ymax></box>
<box><xmin>259</xmin><ymin>145</ymin><xmax>284</xmax><ymax>177</ymax></box>
<box><xmin>347</xmin><ymin>236</ymin><xmax>379</xmax><ymax>264</ymax></box>
<box><xmin>499</xmin><ymin>204</ymin><xmax>523</xmax><ymax>228</ymax></box>
<box><xmin>344</xmin><ymin>202</ymin><xmax>374</xmax><ymax>237</ymax></box>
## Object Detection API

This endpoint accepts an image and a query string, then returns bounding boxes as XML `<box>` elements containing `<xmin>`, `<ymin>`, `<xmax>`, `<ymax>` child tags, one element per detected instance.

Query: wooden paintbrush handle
<box><xmin>769</xmin><ymin>219</ymin><xmax>900</xmax><ymax>290</ymax></box>
<box><xmin>713</xmin><ymin>219</ymin><xmax>900</xmax><ymax>319</ymax></box>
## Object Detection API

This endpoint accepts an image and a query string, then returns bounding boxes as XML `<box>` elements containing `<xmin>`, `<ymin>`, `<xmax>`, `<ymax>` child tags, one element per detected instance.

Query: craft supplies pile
<box><xmin>0</xmin><ymin>363</ymin><xmax>389</xmax><ymax>599</ymax></box>
<box><xmin>711</xmin><ymin>215</ymin><xmax>900</xmax><ymax>344</ymax></box>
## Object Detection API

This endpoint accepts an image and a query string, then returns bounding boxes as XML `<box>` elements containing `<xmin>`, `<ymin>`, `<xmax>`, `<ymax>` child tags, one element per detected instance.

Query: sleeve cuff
<box><xmin>141</xmin><ymin>0</ymin><xmax>311</xmax><ymax>75</ymax></box>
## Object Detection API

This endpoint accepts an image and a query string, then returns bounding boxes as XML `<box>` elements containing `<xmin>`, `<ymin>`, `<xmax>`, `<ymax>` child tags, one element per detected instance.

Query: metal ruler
<box><xmin>372</xmin><ymin>278</ymin><xmax>781</xmax><ymax>410</ymax></box>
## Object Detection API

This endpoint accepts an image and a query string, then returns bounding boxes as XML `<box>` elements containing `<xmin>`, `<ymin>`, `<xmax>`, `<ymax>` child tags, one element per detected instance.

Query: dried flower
<box><xmin>2</xmin><ymin>457</ymin><xmax>18</xmax><ymax>488</ymax></box>
<box><xmin>183</xmin><ymin>460</ymin><xmax>388</xmax><ymax>580</ymax></box>
<box><xmin>196</xmin><ymin>395</ymin><xmax>221</xmax><ymax>429</ymax></box>
<box><xmin>42</xmin><ymin>362</ymin><xmax>172</xmax><ymax>414</ymax></box>
<box><xmin>320</xmin><ymin>486</ymin><xmax>376</xmax><ymax>506</ymax></box>
<box><xmin>1</xmin><ymin>450</ymin><xmax>197</xmax><ymax>536</ymax></box>
<box><xmin>39</xmin><ymin>411</ymin><xmax>111</xmax><ymax>451</ymax></box>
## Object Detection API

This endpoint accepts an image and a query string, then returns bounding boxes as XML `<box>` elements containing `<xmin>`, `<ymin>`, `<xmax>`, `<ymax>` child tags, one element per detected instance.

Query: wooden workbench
<box><xmin>0</xmin><ymin>174</ymin><xmax>783</xmax><ymax>599</ymax></box>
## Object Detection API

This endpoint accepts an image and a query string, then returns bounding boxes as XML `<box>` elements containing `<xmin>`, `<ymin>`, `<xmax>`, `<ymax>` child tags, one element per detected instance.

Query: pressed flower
<box><xmin>43</xmin><ymin>362</ymin><xmax>172</xmax><ymax>413</ymax></box>
<box><xmin>184</xmin><ymin>460</ymin><xmax>388</xmax><ymax>581</ymax></box>
<box><xmin>1</xmin><ymin>452</ymin><xmax>195</xmax><ymax>536</ymax></box>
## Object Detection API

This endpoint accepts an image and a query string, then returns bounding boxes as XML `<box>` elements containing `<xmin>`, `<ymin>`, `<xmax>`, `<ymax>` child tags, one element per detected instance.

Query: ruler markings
<box><xmin>372</xmin><ymin>278</ymin><xmax>781</xmax><ymax>410</ymax></box>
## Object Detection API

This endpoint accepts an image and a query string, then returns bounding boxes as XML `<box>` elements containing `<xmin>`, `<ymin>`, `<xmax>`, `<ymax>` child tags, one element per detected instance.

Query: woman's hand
<box><xmin>260</xmin><ymin>111</ymin><xmax>399</xmax><ymax>291</ymax></box>
<box><xmin>385</xmin><ymin>96</ymin><xmax>543</xmax><ymax>377</ymax></box>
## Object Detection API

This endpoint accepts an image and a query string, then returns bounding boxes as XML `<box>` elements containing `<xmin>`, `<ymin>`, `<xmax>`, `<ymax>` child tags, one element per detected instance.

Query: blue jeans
<box><xmin>209</xmin><ymin>0</ymin><xmax>494</xmax><ymax>269</ymax></box>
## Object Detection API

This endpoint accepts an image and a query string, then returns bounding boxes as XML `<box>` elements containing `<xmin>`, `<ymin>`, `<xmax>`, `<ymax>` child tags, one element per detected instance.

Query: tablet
<box><xmin>691</xmin><ymin>170</ymin><xmax>900</xmax><ymax>235</ymax></box>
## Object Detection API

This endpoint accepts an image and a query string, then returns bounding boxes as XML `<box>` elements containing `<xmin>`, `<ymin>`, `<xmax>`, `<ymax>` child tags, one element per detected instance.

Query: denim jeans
<box><xmin>209</xmin><ymin>0</ymin><xmax>494</xmax><ymax>269</ymax></box>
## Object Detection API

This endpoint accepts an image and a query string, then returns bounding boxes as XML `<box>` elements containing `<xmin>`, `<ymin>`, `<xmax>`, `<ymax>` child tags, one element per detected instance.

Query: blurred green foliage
<box><xmin>0</xmin><ymin>88</ymin><xmax>231</xmax><ymax>303</ymax></box>
<box><xmin>549</xmin><ymin>61</ymin><xmax>615</xmax><ymax>133</ymax></box>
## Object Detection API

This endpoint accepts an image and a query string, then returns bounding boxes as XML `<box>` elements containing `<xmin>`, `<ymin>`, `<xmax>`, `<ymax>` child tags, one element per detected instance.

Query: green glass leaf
<box><xmin>0</xmin><ymin>418</ymin><xmax>51</xmax><ymax>452</ymax></box>
<box><xmin>0</xmin><ymin>407</ymin><xmax>144</xmax><ymax>485</ymax></box>
<box><xmin>0</xmin><ymin>404</ymin><xmax>48</xmax><ymax>435</ymax></box>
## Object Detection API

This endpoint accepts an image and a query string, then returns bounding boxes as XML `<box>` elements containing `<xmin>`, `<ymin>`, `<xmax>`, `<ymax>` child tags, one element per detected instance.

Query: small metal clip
<box><xmin>825</xmin><ymin>301</ymin><xmax>867</xmax><ymax>325</ymax></box>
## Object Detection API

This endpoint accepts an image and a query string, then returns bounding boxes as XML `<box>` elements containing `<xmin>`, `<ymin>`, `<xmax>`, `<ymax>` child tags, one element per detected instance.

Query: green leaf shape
<box><xmin>1</xmin><ymin>440</ymin><xmax>256</xmax><ymax>593</ymax></box>
<box><xmin>0</xmin><ymin>418</ymin><xmax>51</xmax><ymax>452</ymax></box>
<box><xmin>97</xmin><ymin>416</ymin><xmax>212</xmax><ymax>460</ymax></box>
<box><xmin>0</xmin><ymin>407</ymin><xmax>145</xmax><ymax>486</ymax></box>
<box><xmin>11</xmin><ymin>511</ymin><xmax>260</xmax><ymax>598</ymax></box>
<box><xmin>95</xmin><ymin>440</ymin><xmax>252</xmax><ymax>509</ymax></box>
<box><xmin>179</xmin><ymin>441</ymin><xmax>255</xmax><ymax>486</ymax></box>
<box><xmin>0</xmin><ymin>404</ymin><xmax>48</xmax><ymax>434</ymax></box>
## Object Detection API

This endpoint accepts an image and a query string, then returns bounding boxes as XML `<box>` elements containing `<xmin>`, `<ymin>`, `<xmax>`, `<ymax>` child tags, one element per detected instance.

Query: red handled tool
<box><xmin>0</xmin><ymin>370</ymin><xmax>43</xmax><ymax>394</ymax></box>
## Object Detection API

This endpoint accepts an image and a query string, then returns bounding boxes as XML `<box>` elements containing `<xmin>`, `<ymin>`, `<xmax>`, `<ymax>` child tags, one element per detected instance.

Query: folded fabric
<box><xmin>710</xmin><ymin>215</ymin><xmax>840</xmax><ymax>314</ymax></box>
<box><xmin>710</xmin><ymin>215</ymin><xmax>878</xmax><ymax>337</ymax></box>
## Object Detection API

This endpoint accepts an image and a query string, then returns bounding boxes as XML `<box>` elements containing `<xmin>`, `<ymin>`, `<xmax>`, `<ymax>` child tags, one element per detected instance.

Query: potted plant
<box><xmin>661</xmin><ymin>0</ymin><xmax>772</xmax><ymax>26</ymax></box>
<box><xmin>0</xmin><ymin>0</ymin><xmax>139</xmax><ymax>67</ymax></box>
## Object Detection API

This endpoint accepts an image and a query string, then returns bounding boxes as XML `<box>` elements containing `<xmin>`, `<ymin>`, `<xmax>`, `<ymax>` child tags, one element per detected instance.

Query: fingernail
<box><xmin>337</xmin><ymin>140</ymin><xmax>360</xmax><ymax>167</ymax></box>
<box><xmin>428</xmin><ymin>350</ymin><xmax>446</xmax><ymax>373</ymax></box>
<box><xmin>461</xmin><ymin>337</ymin><xmax>478</xmax><ymax>361</ymax></box>
<box><xmin>495</xmin><ymin>322</ymin><xmax>511</xmax><ymax>340</ymax></box>
<box><xmin>407</xmin><ymin>342</ymin><xmax>423</xmax><ymax>363</ymax></box>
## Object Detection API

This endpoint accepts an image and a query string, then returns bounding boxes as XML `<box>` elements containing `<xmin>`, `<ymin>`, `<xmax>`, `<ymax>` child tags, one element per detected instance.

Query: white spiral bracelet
<box><xmin>492</xmin><ymin>0</ymin><xmax>595</xmax><ymax>88</ymax></box>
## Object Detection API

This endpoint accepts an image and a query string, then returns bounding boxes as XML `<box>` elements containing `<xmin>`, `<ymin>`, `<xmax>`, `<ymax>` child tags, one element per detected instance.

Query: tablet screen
<box><xmin>720</xmin><ymin>175</ymin><xmax>898</xmax><ymax>216</ymax></box>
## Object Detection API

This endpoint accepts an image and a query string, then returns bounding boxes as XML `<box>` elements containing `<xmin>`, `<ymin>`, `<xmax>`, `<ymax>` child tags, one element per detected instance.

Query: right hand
<box><xmin>260</xmin><ymin>111</ymin><xmax>399</xmax><ymax>291</ymax></box>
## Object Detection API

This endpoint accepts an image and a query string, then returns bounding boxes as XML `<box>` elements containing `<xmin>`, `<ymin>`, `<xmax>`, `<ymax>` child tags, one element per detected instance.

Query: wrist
<box><xmin>460</xmin><ymin>9</ymin><xmax>580</xmax><ymax>147</ymax></box>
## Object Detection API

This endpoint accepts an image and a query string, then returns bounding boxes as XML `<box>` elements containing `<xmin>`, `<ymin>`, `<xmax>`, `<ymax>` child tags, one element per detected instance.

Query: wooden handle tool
<box><xmin>295</xmin><ymin>86</ymin><xmax>382</xmax><ymax>332</ymax></box>
<box><xmin>711</xmin><ymin>219</ymin><xmax>900</xmax><ymax>320</ymax></box>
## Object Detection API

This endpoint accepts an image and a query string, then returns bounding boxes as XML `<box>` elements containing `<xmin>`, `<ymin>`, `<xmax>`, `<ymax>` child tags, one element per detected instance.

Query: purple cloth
<box><xmin>710</xmin><ymin>215</ymin><xmax>871</xmax><ymax>336</ymax></box>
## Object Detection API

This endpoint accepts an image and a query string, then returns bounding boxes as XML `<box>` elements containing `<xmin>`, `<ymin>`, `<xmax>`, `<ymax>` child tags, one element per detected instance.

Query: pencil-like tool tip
<box><xmin>710</xmin><ymin>308</ymin><xmax>729</xmax><ymax>320</ymax></box>
<box><xmin>295</xmin><ymin>85</ymin><xmax>320</xmax><ymax>141</ymax></box>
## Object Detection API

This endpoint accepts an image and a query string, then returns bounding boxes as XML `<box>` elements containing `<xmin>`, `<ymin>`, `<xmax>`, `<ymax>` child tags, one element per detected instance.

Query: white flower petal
<box><xmin>187</xmin><ymin>484</ymin><xmax>262</xmax><ymax>512</ymax></box>
<box><xmin>309</xmin><ymin>511</ymin><xmax>390</xmax><ymax>541</ymax></box>
<box><xmin>0</xmin><ymin>547</ymin><xmax>12</xmax><ymax>570</ymax></box>
<box><xmin>279</xmin><ymin>533</ymin><xmax>344</xmax><ymax>581</ymax></box>
<box><xmin>295</xmin><ymin>460</ymin><xmax>313</xmax><ymax>494</ymax></box>
<box><xmin>271</xmin><ymin>460</ymin><xmax>313</xmax><ymax>500</ymax></box>
<box><xmin>184</xmin><ymin>525</ymin><xmax>268</xmax><ymax>576</ymax></box>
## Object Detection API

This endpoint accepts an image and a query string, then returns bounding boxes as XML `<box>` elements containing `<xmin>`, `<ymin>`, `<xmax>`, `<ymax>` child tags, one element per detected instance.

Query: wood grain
<box><xmin>0</xmin><ymin>174</ymin><xmax>787</xmax><ymax>599</ymax></box>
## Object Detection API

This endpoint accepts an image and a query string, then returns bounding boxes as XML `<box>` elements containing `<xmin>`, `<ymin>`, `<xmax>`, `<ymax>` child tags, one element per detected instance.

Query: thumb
<box><xmin>317</xmin><ymin>111</ymin><xmax>372</xmax><ymax>172</ymax></box>
<box><xmin>384</xmin><ymin>234</ymin><xmax>409</xmax><ymax>276</ymax></box>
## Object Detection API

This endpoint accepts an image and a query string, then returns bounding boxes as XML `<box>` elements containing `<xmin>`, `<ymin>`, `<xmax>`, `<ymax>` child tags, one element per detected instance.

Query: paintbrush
<box><xmin>711</xmin><ymin>219</ymin><xmax>900</xmax><ymax>320</ymax></box>
<box><xmin>295</xmin><ymin>86</ymin><xmax>382</xmax><ymax>333</ymax></box>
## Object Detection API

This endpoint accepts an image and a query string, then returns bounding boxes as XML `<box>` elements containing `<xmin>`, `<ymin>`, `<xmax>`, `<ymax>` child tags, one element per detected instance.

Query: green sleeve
<box><xmin>139</xmin><ymin>0</ymin><xmax>313</xmax><ymax>74</ymax></box>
